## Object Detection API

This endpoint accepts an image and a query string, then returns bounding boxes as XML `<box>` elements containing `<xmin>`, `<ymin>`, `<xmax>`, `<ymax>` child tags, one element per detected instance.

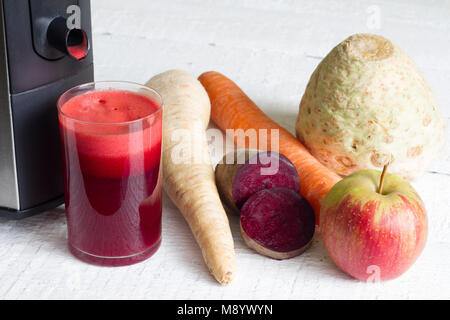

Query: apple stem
<box><xmin>378</xmin><ymin>164</ymin><xmax>389</xmax><ymax>195</ymax></box>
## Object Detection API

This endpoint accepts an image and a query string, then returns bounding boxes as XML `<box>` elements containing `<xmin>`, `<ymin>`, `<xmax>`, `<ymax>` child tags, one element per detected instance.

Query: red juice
<box><xmin>58</xmin><ymin>86</ymin><xmax>163</xmax><ymax>266</ymax></box>
<box><xmin>67</xmin><ymin>31</ymin><xmax>88</xmax><ymax>60</ymax></box>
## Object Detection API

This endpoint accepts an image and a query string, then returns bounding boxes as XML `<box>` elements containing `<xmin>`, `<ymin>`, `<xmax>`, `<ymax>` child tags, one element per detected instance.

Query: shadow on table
<box><xmin>161</xmin><ymin>191</ymin><xmax>217</xmax><ymax>283</ymax></box>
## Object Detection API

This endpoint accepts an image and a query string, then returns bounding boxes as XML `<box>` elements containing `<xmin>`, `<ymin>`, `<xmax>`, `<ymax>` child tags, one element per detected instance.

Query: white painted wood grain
<box><xmin>0</xmin><ymin>0</ymin><xmax>449</xmax><ymax>299</ymax></box>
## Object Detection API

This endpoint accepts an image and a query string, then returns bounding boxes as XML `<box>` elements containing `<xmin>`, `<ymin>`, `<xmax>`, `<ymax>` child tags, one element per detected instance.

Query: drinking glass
<box><xmin>57</xmin><ymin>81</ymin><xmax>163</xmax><ymax>266</ymax></box>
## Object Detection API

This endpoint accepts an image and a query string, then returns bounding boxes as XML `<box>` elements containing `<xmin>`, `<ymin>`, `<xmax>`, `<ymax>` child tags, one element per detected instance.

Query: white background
<box><xmin>0</xmin><ymin>0</ymin><xmax>449</xmax><ymax>299</ymax></box>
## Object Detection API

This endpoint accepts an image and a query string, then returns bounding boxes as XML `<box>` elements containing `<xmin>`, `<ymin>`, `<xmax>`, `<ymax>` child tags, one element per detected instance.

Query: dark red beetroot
<box><xmin>240</xmin><ymin>188</ymin><xmax>315</xmax><ymax>260</ymax></box>
<box><xmin>233</xmin><ymin>151</ymin><xmax>300</xmax><ymax>209</ymax></box>
<box><xmin>215</xmin><ymin>150</ymin><xmax>300</xmax><ymax>215</ymax></box>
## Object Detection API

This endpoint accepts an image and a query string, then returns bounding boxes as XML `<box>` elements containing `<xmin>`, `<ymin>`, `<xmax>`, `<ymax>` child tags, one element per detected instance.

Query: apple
<box><xmin>320</xmin><ymin>166</ymin><xmax>427</xmax><ymax>281</ymax></box>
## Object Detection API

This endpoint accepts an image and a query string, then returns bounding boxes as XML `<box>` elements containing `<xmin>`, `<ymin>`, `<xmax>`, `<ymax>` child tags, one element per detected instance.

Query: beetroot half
<box><xmin>240</xmin><ymin>188</ymin><xmax>315</xmax><ymax>260</ymax></box>
<box><xmin>232</xmin><ymin>151</ymin><xmax>300</xmax><ymax>209</ymax></box>
<box><xmin>215</xmin><ymin>150</ymin><xmax>300</xmax><ymax>215</ymax></box>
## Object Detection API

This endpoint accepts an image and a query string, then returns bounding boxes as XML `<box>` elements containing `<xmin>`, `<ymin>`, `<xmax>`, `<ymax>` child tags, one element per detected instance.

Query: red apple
<box><xmin>320</xmin><ymin>167</ymin><xmax>427</xmax><ymax>281</ymax></box>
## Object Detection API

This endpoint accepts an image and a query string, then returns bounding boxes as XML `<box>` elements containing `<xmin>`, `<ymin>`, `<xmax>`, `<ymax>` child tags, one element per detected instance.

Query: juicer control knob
<box><xmin>47</xmin><ymin>16</ymin><xmax>90</xmax><ymax>61</ymax></box>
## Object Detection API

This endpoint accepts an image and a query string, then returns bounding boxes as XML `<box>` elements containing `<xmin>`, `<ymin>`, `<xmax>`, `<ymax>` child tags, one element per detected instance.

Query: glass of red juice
<box><xmin>57</xmin><ymin>82</ymin><xmax>163</xmax><ymax>266</ymax></box>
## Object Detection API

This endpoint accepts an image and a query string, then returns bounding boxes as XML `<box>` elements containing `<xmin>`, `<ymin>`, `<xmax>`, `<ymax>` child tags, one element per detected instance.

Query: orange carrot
<box><xmin>198</xmin><ymin>71</ymin><xmax>341</xmax><ymax>224</ymax></box>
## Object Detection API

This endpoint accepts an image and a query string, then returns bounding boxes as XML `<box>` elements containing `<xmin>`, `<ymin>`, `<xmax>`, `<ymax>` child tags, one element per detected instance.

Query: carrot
<box><xmin>198</xmin><ymin>71</ymin><xmax>341</xmax><ymax>224</ymax></box>
<box><xmin>146</xmin><ymin>70</ymin><xmax>235</xmax><ymax>284</ymax></box>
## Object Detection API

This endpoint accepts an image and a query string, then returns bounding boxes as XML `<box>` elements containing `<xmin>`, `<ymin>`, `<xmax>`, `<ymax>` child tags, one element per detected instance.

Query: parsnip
<box><xmin>146</xmin><ymin>70</ymin><xmax>235</xmax><ymax>284</ymax></box>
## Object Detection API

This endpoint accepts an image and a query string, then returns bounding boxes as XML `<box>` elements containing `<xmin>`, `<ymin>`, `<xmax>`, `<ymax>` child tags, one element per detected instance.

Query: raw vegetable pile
<box><xmin>145</xmin><ymin>34</ymin><xmax>444</xmax><ymax>284</ymax></box>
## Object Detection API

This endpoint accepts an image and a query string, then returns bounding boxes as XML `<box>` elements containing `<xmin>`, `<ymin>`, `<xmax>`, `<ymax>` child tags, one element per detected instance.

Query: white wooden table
<box><xmin>1</xmin><ymin>0</ymin><xmax>449</xmax><ymax>299</ymax></box>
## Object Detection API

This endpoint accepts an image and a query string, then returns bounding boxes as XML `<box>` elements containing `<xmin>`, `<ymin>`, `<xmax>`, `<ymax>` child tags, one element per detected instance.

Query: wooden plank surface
<box><xmin>0</xmin><ymin>0</ymin><xmax>449</xmax><ymax>299</ymax></box>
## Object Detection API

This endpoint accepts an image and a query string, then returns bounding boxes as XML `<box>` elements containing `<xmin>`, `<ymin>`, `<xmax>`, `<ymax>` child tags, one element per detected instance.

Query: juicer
<box><xmin>0</xmin><ymin>0</ymin><xmax>94</xmax><ymax>218</ymax></box>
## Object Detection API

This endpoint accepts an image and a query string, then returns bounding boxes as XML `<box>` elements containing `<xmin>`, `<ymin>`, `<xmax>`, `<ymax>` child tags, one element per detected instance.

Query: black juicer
<box><xmin>0</xmin><ymin>0</ymin><xmax>94</xmax><ymax>218</ymax></box>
